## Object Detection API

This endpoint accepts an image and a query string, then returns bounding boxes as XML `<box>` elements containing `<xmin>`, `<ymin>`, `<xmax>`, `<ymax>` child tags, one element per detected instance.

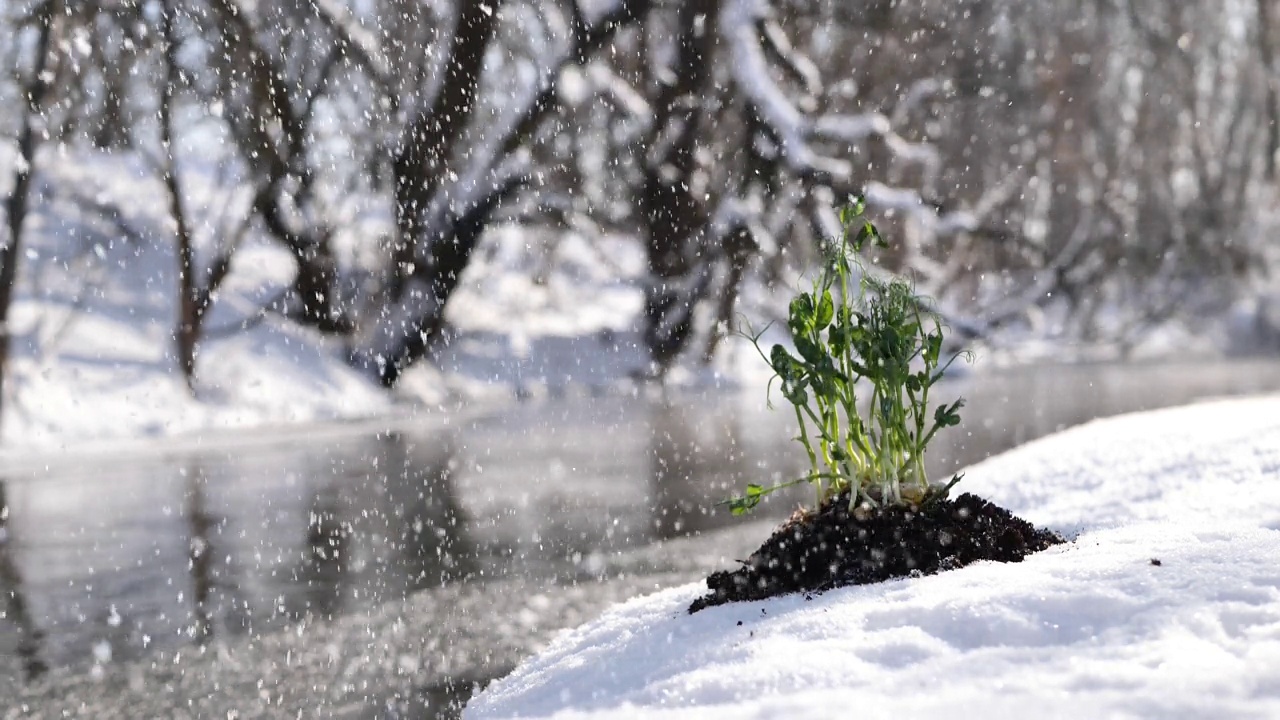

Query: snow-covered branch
<box><xmin>709</xmin><ymin>193</ymin><xmax>776</xmax><ymax>257</ymax></box>
<box><xmin>722</xmin><ymin>0</ymin><xmax>849</xmax><ymax>184</ymax></box>
<box><xmin>723</xmin><ymin>0</ymin><xmax>941</xmax><ymax>194</ymax></box>
<box><xmin>309</xmin><ymin>0</ymin><xmax>393</xmax><ymax>92</ymax></box>
<box><xmin>585</xmin><ymin>63</ymin><xmax>652</xmax><ymax>127</ymax></box>
<box><xmin>757</xmin><ymin>14</ymin><xmax>822</xmax><ymax>107</ymax></box>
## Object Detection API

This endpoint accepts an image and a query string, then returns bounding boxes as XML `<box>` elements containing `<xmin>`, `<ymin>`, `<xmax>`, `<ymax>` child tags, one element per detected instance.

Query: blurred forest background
<box><xmin>2</xmin><ymin>0</ymin><xmax>1279</xmax><ymax>418</ymax></box>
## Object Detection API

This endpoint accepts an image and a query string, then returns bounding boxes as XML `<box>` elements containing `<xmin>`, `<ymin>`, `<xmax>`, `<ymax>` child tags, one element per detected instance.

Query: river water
<box><xmin>1</xmin><ymin>359</ymin><xmax>1278</xmax><ymax>696</ymax></box>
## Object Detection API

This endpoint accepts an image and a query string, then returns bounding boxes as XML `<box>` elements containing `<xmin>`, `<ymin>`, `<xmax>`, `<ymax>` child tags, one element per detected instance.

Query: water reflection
<box><xmin>298</xmin><ymin>482</ymin><xmax>350</xmax><ymax>619</ymax></box>
<box><xmin>0</xmin><ymin>428</ymin><xmax>478</xmax><ymax>676</ymax></box>
<box><xmin>647</xmin><ymin>396</ymin><xmax>798</xmax><ymax>539</ymax></box>
<box><xmin>291</xmin><ymin>431</ymin><xmax>472</xmax><ymax>621</ymax></box>
<box><xmin>0</xmin><ymin>480</ymin><xmax>47</xmax><ymax>679</ymax></box>
<box><xmin>183</xmin><ymin>465</ymin><xmax>218</xmax><ymax>644</ymax></box>
<box><xmin>378</xmin><ymin>432</ymin><xmax>473</xmax><ymax>590</ymax></box>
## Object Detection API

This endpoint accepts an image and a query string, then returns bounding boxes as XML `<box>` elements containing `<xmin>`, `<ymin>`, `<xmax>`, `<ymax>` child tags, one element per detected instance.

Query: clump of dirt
<box><xmin>689</xmin><ymin>492</ymin><xmax>1064</xmax><ymax>613</ymax></box>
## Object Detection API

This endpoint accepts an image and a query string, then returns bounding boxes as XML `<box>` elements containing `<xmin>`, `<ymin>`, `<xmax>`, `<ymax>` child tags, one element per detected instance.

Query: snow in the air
<box><xmin>466</xmin><ymin>395</ymin><xmax>1280</xmax><ymax>719</ymax></box>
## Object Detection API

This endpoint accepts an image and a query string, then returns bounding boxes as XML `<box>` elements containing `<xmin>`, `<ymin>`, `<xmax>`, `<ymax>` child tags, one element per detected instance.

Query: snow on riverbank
<box><xmin>0</xmin><ymin>153</ymin><xmax>392</xmax><ymax>451</ymax></box>
<box><xmin>0</xmin><ymin>153</ymin><xmax>654</xmax><ymax>452</ymax></box>
<box><xmin>466</xmin><ymin>395</ymin><xmax>1280</xmax><ymax>719</ymax></box>
<box><xmin>1</xmin><ymin>235</ymin><xmax>395</xmax><ymax>451</ymax></box>
<box><xmin>5</xmin><ymin>150</ymin><xmax>1276</xmax><ymax>454</ymax></box>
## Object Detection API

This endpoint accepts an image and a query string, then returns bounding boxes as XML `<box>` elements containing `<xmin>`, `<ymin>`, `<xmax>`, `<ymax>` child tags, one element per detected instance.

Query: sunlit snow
<box><xmin>467</xmin><ymin>395</ymin><xmax>1280</xmax><ymax>719</ymax></box>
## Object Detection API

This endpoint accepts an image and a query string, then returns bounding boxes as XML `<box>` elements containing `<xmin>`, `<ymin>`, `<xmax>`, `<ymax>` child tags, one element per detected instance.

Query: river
<box><xmin>1</xmin><ymin>359</ymin><xmax>1278</xmax><ymax>716</ymax></box>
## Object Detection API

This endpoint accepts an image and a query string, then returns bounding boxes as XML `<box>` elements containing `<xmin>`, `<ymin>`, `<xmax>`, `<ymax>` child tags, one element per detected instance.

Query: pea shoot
<box><xmin>728</xmin><ymin>199</ymin><xmax>971</xmax><ymax>515</ymax></box>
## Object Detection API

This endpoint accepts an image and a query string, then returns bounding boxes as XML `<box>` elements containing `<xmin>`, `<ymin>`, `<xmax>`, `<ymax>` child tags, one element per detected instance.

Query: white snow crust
<box><xmin>466</xmin><ymin>395</ymin><xmax>1280</xmax><ymax>719</ymax></box>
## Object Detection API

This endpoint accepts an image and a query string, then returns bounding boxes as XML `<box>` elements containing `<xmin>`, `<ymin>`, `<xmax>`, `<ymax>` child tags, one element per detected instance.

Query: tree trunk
<box><xmin>639</xmin><ymin>0</ymin><xmax>721</xmax><ymax>373</ymax></box>
<box><xmin>354</xmin><ymin>0</ymin><xmax>507</xmax><ymax>385</ymax></box>
<box><xmin>93</xmin><ymin>42</ymin><xmax>133</xmax><ymax>150</ymax></box>
<box><xmin>391</xmin><ymin>0</ymin><xmax>505</xmax><ymax>292</ymax></box>
<box><xmin>254</xmin><ymin>189</ymin><xmax>350</xmax><ymax>333</ymax></box>
<box><xmin>160</xmin><ymin>0</ymin><xmax>201</xmax><ymax>392</ymax></box>
<box><xmin>208</xmin><ymin>0</ymin><xmax>348</xmax><ymax>333</ymax></box>
<box><xmin>1258</xmin><ymin>0</ymin><xmax>1279</xmax><ymax>179</ymax></box>
<box><xmin>359</xmin><ymin>177</ymin><xmax>522</xmax><ymax>386</ymax></box>
<box><xmin>0</xmin><ymin>3</ymin><xmax>58</xmax><ymax>428</ymax></box>
<box><xmin>0</xmin><ymin>481</ymin><xmax>47</xmax><ymax>678</ymax></box>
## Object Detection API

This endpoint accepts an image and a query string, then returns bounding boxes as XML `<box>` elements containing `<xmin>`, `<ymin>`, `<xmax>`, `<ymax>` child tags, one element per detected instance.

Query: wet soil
<box><xmin>689</xmin><ymin>492</ymin><xmax>1065</xmax><ymax>613</ymax></box>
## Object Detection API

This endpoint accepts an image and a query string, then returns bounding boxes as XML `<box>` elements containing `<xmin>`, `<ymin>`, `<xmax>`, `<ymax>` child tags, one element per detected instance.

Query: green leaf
<box><xmin>782</xmin><ymin>380</ymin><xmax>809</xmax><ymax>408</ymax></box>
<box><xmin>794</xmin><ymin>335</ymin><xmax>825</xmax><ymax>366</ymax></box>
<box><xmin>815</xmin><ymin>291</ymin><xmax>834</xmax><ymax>330</ymax></box>
<box><xmin>726</xmin><ymin>483</ymin><xmax>766</xmax><ymax>516</ymax></box>
<box><xmin>769</xmin><ymin>344</ymin><xmax>794</xmax><ymax>373</ymax></box>
<box><xmin>853</xmin><ymin>221</ymin><xmax>879</xmax><ymax>252</ymax></box>
<box><xmin>788</xmin><ymin>294</ymin><xmax>815</xmax><ymax>336</ymax></box>
<box><xmin>924</xmin><ymin>331</ymin><xmax>943</xmax><ymax>366</ymax></box>
<box><xmin>872</xmin><ymin>223</ymin><xmax>888</xmax><ymax>248</ymax></box>
<box><xmin>809</xmin><ymin>362</ymin><xmax>842</xmax><ymax>397</ymax></box>
<box><xmin>852</xmin><ymin>223</ymin><xmax>866</xmax><ymax>252</ymax></box>
<box><xmin>934</xmin><ymin>398</ymin><xmax>965</xmax><ymax>428</ymax></box>
<box><xmin>828</xmin><ymin>318</ymin><xmax>850</xmax><ymax>356</ymax></box>
<box><xmin>933</xmin><ymin>403</ymin><xmax>948</xmax><ymax>425</ymax></box>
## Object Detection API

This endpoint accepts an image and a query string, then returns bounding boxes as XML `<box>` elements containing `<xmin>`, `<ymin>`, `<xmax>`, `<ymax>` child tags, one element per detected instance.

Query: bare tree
<box><xmin>354</xmin><ymin>0</ymin><xmax>654</xmax><ymax>385</ymax></box>
<box><xmin>965</xmin><ymin>0</ymin><xmax>1273</xmax><ymax>343</ymax></box>
<box><xmin>158</xmin><ymin>0</ymin><xmax>242</xmax><ymax>390</ymax></box>
<box><xmin>5</xmin><ymin>0</ymin><xmax>1274</xmax><ymax>407</ymax></box>
<box><xmin>0</xmin><ymin>0</ymin><xmax>60</xmax><ymax>427</ymax></box>
<box><xmin>359</xmin><ymin>0</ymin><xmax>512</xmax><ymax>384</ymax></box>
<box><xmin>635</xmin><ymin>0</ymin><xmax>722</xmax><ymax>373</ymax></box>
<box><xmin>197</xmin><ymin>0</ymin><xmax>356</xmax><ymax>334</ymax></box>
<box><xmin>742</xmin><ymin>0</ymin><xmax>1275</xmax><ymax>349</ymax></box>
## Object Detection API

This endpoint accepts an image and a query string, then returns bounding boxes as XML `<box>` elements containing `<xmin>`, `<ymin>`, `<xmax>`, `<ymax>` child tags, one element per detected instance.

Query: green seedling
<box><xmin>728</xmin><ymin>198</ymin><xmax>971</xmax><ymax>516</ymax></box>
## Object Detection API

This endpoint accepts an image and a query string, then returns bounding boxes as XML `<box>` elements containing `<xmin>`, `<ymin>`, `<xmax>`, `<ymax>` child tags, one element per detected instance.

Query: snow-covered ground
<box><xmin>466</xmin><ymin>395</ymin><xmax>1280</xmax><ymax>719</ymax></box>
<box><xmin>3</xmin><ymin>236</ymin><xmax>396</xmax><ymax>451</ymax></box>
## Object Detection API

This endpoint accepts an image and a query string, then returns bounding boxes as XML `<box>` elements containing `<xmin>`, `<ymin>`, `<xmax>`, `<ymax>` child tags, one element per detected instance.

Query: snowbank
<box><xmin>2</xmin><ymin>233</ymin><xmax>395</xmax><ymax>451</ymax></box>
<box><xmin>466</xmin><ymin>395</ymin><xmax>1280</xmax><ymax>719</ymax></box>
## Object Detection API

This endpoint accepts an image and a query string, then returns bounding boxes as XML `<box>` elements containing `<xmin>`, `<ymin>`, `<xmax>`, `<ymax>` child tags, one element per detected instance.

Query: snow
<box><xmin>466</xmin><ymin>395</ymin><xmax>1280</xmax><ymax>719</ymax></box>
<box><xmin>1</xmin><ymin>150</ymin><xmax>396</xmax><ymax>451</ymax></box>
<box><xmin>1</xmin><ymin>151</ymin><xmax>652</xmax><ymax>452</ymax></box>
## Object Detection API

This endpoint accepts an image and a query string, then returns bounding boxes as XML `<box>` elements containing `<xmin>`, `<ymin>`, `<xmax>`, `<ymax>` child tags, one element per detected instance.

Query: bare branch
<box><xmin>499</xmin><ymin>0</ymin><xmax>654</xmax><ymax>157</ymax></box>
<box><xmin>308</xmin><ymin>0</ymin><xmax>394</xmax><ymax>93</ymax></box>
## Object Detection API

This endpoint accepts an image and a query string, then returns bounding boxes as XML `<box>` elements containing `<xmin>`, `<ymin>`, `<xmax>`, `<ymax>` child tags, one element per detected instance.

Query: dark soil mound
<box><xmin>689</xmin><ymin>492</ymin><xmax>1064</xmax><ymax>613</ymax></box>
